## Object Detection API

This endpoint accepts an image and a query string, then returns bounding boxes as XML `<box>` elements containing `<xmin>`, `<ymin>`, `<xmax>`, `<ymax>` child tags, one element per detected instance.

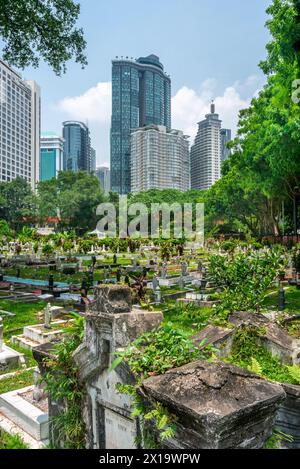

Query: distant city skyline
<box><xmin>5</xmin><ymin>0</ymin><xmax>269</xmax><ymax>168</ymax></box>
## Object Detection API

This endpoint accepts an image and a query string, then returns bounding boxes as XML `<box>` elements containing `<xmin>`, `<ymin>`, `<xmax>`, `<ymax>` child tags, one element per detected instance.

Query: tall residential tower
<box><xmin>110</xmin><ymin>54</ymin><xmax>171</xmax><ymax>194</ymax></box>
<box><xmin>190</xmin><ymin>102</ymin><xmax>222</xmax><ymax>190</ymax></box>
<box><xmin>131</xmin><ymin>125</ymin><xmax>190</xmax><ymax>193</ymax></box>
<box><xmin>0</xmin><ymin>60</ymin><xmax>41</xmax><ymax>189</ymax></box>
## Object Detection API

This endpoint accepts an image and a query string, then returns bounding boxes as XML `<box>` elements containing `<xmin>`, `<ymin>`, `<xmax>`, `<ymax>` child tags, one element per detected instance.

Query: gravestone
<box><xmin>139</xmin><ymin>360</ymin><xmax>285</xmax><ymax>449</ymax></box>
<box><xmin>72</xmin><ymin>284</ymin><xmax>163</xmax><ymax>448</ymax></box>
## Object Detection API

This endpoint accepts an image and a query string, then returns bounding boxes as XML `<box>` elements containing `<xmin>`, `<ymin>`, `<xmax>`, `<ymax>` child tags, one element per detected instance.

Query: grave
<box><xmin>11</xmin><ymin>305</ymin><xmax>72</xmax><ymax>350</ymax></box>
<box><xmin>35</xmin><ymin>284</ymin><xmax>163</xmax><ymax>449</ymax></box>
<box><xmin>0</xmin><ymin>384</ymin><xmax>49</xmax><ymax>443</ymax></box>
<box><xmin>139</xmin><ymin>360</ymin><xmax>285</xmax><ymax>449</ymax></box>
<box><xmin>0</xmin><ymin>317</ymin><xmax>24</xmax><ymax>371</ymax></box>
<box><xmin>228</xmin><ymin>311</ymin><xmax>300</xmax><ymax>365</ymax></box>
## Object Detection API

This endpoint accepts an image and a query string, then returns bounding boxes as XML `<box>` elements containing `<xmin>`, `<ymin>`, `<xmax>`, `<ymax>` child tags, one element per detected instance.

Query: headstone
<box><xmin>44</xmin><ymin>303</ymin><xmax>52</xmax><ymax>330</ymax></box>
<box><xmin>181</xmin><ymin>261</ymin><xmax>188</xmax><ymax>277</ymax></box>
<box><xmin>0</xmin><ymin>317</ymin><xmax>3</xmax><ymax>353</ymax></box>
<box><xmin>139</xmin><ymin>360</ymin><xmax>285</xmax><ymax>449</ymax></box>
<box><xmin>160</xmin><ymin>263</ymin><xmax>167</xmax><ymax>279</ymax></box>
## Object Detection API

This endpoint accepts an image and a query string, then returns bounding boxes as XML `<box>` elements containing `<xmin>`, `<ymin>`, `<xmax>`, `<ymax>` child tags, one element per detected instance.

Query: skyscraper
<box><xmin>96</xmin><ymin>166</ymin><xmax>110</xmax><ymax>193</ymax></box>
<box><xmin>220</xmin><ymin>128</ymin><xmax>232</xmax><ymax>162</ymax></box>
<box><xmin>0</xmin><ymin>60</ymin><xmax>41</xmax><ymax>189</ymax></box>
<box><xmin>110</xmin><ymin>54</ymin><xmax>171</xmax><ymax>194</ymax></box>
<box><xmin>62</xmin><ymin>121</ymin><xmax>91</xmax><ymax>172</ymax></box>
<box><xmin>90</xmin><ymin>147</ymin><xmax>96</xmax><ymax>173</ymax></box>
<box><xmin>40</xmin><ymin>132</ymin><xmax>64</xmax><ymax>181</ymax></box>
<box><xmin>190</xmin><ymin>102</ymin><xmax>222</xmax><ymax>190</ymax></box>
<box><xmin>131</xmin><ymin>125</ymin><xmax>190</xmax><ymax>193</ymax></box>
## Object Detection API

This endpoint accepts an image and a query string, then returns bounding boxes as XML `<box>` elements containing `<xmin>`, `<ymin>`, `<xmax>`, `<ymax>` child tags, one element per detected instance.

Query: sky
<box><xmin>17</xmin><ymin>0</ymin><xmax>271</xmax><ymax>167</ymax></box>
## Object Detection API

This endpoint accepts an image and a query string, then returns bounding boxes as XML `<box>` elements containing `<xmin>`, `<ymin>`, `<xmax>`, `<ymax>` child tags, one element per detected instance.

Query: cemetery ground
<box><xmin>0</xmin><ymin>239</ymin><xmax>300</xmax><ymax>448</ymax></box>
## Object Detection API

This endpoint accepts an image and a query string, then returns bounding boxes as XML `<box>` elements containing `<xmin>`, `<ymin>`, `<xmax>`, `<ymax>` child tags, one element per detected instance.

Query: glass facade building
<box><xmin>40</xmin><ymin>132</ymin><xmax>64</xmax><ymax>181</ymax></box>
<box><xmin>220</xmin><ymin>128</ymin><xmax>232</xmax><ymax>162</ymax></box>
<box><xmin>63</xmin><ymin>121</ymin><xmax>91</xmax><ymax>172</ymax></box>
<box><xmin>110</xmin><ymin>54</ymin><xmax>171</xmax><ymax>194</ymax></box>
<box><xmin>96</xmin><ymin>166</ymin><xmax>110</xmax><ymax>193</ymax></box>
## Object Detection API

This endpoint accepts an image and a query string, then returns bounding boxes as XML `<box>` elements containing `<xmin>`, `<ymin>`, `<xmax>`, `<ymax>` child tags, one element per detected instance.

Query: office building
<box><xmin>110</xmin><ymin>54</ymin><xmax>171</xmax><ymax>194</ymax></box>
<box><xmin>131</xmin><ymin>125</ymin><xmax>190</xmax><ymax>193</ymax></box>
<box><xmin>190</xmin><ymin>102</ymin><xmax>222</xmax><ymax>190</ymax></box>
<box><xmin>40</xmin><ymin>132</ymin><xmax>64</xmax><ymax>181</ymax></box>
<box><xmin>63</xmin><ymin>121</ymin><xmax>91</xmax><ymax>172</ymax></box>
<box><xmin>220</xmin><ymin>128</ymin><xmax>232</xmax><ymax>162</ymax></box>
<box><xmin>0</xmin><ymin>60</ymin><xmax>41</xmax><ymax>189</ymax></box>
<box><xmin>90</xmin><ymin>147</ymin><xmax>96</xmax><ymax>173</ymax></box>
<box><xmin>96</xmin><ymin>166</ymin><xmax>110</xmax><ymax>192</ymax></box>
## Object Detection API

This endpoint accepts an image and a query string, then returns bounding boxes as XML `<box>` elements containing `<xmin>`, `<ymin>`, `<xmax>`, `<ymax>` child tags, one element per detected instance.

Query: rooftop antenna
<box><xmin>211</xmin><ymin>99</ymin><xmax>215</xmax><ymax>114</ymax></box>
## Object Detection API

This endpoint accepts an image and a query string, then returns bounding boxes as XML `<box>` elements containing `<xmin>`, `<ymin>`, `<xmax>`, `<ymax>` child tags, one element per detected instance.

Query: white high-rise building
<box><xmin>0</xmin><ymin>60</ymin><xmax>41</xmax><ymax>189</ymax></box>
<box><xmin>130</xmin><ymin>125</ymin><xmax>190</xmax><ymax>193</ymax></box>
<box><xmin>190</xmin><ymin>102</ymin><xmax>221</xmax><ymax>190</ymax></box>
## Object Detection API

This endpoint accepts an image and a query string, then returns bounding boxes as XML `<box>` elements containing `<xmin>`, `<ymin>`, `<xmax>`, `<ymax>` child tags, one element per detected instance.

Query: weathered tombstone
<box><xmin>116</xmin><ymin>267</ymin><xmax>121</xmax><ymax>283</ymax></box>
<box><xmin>139</xmin><ymin>360</ymin><xmax>286</xmax><ymax>449</ymax></box>
<box><xmin>181</xmin><ymin>261</ymin><xmax>188</xmax><ymax>277</ymax></box>
<box><xmin>0</xmin><ymin>316</ymin><xmax>3</xmax><ymax>353</ymax></box>
<box><xmin>48</xmin><ymin>274</ymin><xmax>54</xmax><ymax>292</ymax></box>
<box><xmin>44</xmin><ymin>303</ymin><xmax>52</xmax><ymax>330</ymax></box>
<box><xmin>154</xmin><ymin>285</ymin><xmax>161</xmax><ymax>304</ymax></box>
<box><xmin>152</xmin><ymin>275</ymin><xmax>159</xmax><ymax>291</ymax></box>
<box><xmin>71</xmin><ymin>285</ymin><xmax>163</xmax><ymax>449</ymax></box>
<box><xmin>160</xmin><ymin>263</ymin><xmax>167</xmax><ymax>279</ymax></box>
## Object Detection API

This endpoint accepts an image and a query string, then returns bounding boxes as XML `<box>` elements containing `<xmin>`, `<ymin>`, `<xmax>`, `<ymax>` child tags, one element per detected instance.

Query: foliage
<box><xmin>0</xmin><ymin>0</ymin><xmax>87</xmax><ymax>75</ymax></box>
<box><xmin>42</xmin><ymin>243</ymin><xmax>54</xmax><ymax>257</ymax></box>
<box><xmin>0</xmin><ymin>177</ymin><xmax>36</xmax><ymax>231</ymax></box>
<box><xmin>264</xmin><ymin>429</ymin><xmax>294</xmax><ymax>449</ymax></box>
<box><xmin>0</xmin><ymin>220</ymin><xmax>13</xmax><ymax>240</ymax></box>
<box><xmin>0</xmin><ymin>369</ymin><xmax>34</xmax><ymax>394</ymax></box>
<box><xmin>112</xmin><ymin>324</ymin><xmax>213</xmax><ymax>447</ymax></box>
<box><xmin>0</xmin><ymin>429</ymin><xmax>28</xmax><ymax>449</ymax></box>
<box><xmin>226</xmin><ymin>326</ymin><xmax>300</xmax><ymax>385</ymax></box>
<box><xmin>204</xmin><ymin>0</ymin><xmax>300</xmax><ymax>236</ymax></box>
<box><xmin>292</xmin><ymin>244</ymin><xmax>300</xmax><ymax>272</ymax></box>
<box><xmin>43</xmin><ymin>312</ymin><xmax>85</xmax><ymax>449</ymax></box>
<box><xmin>208</xmin><ymin>249</ymin><xmax>286</xmax><ymax>316</ymax></box>
<box><xmin>37</xmin><ymin>171</ymin><xmax>106</xmax><ymax>234</ymax></box>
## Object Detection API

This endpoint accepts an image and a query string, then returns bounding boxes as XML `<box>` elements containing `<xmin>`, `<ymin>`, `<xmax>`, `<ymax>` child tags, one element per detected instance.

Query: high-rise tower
<box><xmin>110</xmin><ymin>54</ymin><xmax>171</xmax><ymax>194</ymax></box>
<box><xmin>190</xmin><ymin>101</ymin><xmax>222</xmax><ymax>190</ymax></box>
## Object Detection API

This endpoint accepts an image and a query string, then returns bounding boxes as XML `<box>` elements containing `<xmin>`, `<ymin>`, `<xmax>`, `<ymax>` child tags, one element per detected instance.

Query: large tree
<box><xmin>0</xmin><ymin>0</ymin><xmax>87</xmax><ymax>74</ymax></box>
<box><xmin>206</xmin><ymin>0</ymin><xmax>300</xmax><ymax>236</ymax></box>
<box><xmin>37</xmin><ymin>171</ymin><xmax>106</xmax><ymax>234</ymax></box>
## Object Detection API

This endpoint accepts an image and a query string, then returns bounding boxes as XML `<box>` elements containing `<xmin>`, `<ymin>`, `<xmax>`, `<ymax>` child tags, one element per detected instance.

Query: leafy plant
<box><xmin>43</xmin><ymin>312</ymin><xmax>85</xmax><ymax>449</ymax></box>
<box><xmin>112</xmin><ymin>324</ymin><xmax>213</xmax><ymax>447</ymax></box>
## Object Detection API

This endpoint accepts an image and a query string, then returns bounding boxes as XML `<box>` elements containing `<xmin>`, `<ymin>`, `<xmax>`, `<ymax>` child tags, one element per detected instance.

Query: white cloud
<box><xmin>172</xmin><ymin>76</ymin><xmax>264</xmax><ymax>141</ymax></box>
<box><xmin>56</xmin><ymin>82</ymin><xmax>112</xmax><ymax>123</ymax></box>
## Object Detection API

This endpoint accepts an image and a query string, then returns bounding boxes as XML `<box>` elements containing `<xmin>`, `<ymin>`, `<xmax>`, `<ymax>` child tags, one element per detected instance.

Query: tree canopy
<box><xmin>0</xmin><ymin>0</ymin><xmax>87</xmax><ymax>74</ymax></box>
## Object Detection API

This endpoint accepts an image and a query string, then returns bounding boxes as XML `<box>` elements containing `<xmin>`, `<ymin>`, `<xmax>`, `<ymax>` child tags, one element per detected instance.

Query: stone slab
<box><xmin>0</xmin><ymin>385</ymin><xmax>49</xmax><ymax>441</ymax></box>
<box><xmin>140</xmin><ymin>360</ymin><xmax>285</xmax><ymax>449</ymax></box>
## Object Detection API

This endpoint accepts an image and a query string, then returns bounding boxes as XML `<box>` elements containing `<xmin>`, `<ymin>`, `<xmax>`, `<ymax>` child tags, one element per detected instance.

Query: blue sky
<box><xmin>18</xmin><ymin>0</ymin><xmax>271</xmax><ymax>166</ymax></box>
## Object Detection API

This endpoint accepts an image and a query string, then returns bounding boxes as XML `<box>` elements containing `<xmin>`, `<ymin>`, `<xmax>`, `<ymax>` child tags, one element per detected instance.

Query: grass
<box><xmin>0</xmin><ymin>300</ymin><xmax>46</xmax><ymax>339</ymax></box>
<box><xmin>262</xmin><ymin>286</ymin><xmax>300</xmax><ymax>313</ymax></box>
<box><xmin>0</xmin><ymin>429</ymin><xmax>29</xmax><ymax>449</ymax></box>
<box><xmin>224</xmin><ymin>327</ymin><xmax>297</xmax><ymax>385</ymax></box>
<box><xmin>0</xmin><ymin>369</ymin><xmax>34</xmax><ymax>394</ymax></box>
<box><xmin>161</xmin><ymin>300</ymin><xmax>212</xmax><ymax>336</ymax></box>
